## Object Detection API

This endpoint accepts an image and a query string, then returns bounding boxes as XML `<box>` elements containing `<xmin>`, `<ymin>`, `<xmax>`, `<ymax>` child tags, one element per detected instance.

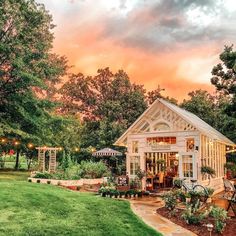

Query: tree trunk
<box><xmin>15</xmin><ymin>149</ymin><xmax>20</xmax><ymax>170</ymax></box>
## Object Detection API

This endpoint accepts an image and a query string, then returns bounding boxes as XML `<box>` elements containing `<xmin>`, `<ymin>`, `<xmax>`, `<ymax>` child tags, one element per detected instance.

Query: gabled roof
<box><xmin>114</xmin><ymin>98</ymin><xmax>235</xmax><ymax>146</ymax></box>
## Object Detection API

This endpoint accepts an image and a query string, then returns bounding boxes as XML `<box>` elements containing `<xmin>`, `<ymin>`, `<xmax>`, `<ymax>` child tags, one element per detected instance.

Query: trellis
<box><xmin>132</xmin><ymin>102</ymin><xmax>196</xmax><ymax>134</ymax></box>
<box><xmin>36</xmin><ymin>147</ymin><xmax>60</xmax><ymax>173</ymax></box>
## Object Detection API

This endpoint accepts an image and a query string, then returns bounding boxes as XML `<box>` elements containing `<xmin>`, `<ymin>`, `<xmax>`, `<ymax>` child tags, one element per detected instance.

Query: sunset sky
<box><xmin>37</xmin><ymin>0</ymin><xmax>236</xmax><ymax>101</ymax></box>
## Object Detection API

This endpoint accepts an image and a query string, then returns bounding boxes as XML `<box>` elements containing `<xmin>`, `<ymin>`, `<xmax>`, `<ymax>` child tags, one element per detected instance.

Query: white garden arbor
<box><xmin>36</xmin><ymin>147</ymin><xmax>61</xmax><ymax>173</ymax></box>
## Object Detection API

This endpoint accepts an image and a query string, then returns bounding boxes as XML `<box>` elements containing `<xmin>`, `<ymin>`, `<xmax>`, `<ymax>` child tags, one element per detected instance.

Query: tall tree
<box><xmin>211</xmin><ymin>45</ymin><xmax>236</xmax><ymax>142</ymax></box>
<box><xmin>60</xmin><ymin>68</ymin><xmax>147</xmax><ymax>148</ymax></box>
<box><xmin>0</xmin><ymin>0</ymin><xmax>68</xmax><ymax>168</ymax></box>
<box><xmin>147</xmin><ymin>85</ymin><xmax>178</xmax><ymax>105</ymax></box>
<box><xmin>181</xmin><ymin>90</ymin><xmax>218</xmax><ymax>127</ymax></box>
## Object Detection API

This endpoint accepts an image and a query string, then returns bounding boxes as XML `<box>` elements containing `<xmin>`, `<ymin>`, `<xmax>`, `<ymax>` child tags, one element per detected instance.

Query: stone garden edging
<box><xmin>28</xmin><ymin>177</ymin><xmax>103</xmax><ymax>186</ymax></box>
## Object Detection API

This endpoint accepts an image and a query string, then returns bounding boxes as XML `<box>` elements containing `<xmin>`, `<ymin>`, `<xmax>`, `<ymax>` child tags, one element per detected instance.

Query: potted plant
<box><xmin>119</xmin><ymin>191</ymin><xmax>125</xmax><ymax>198</ymax></box>
<box><xmin>137</xmin><ymin>190</ymin><xmax>143</xmax><ymax>198</ymax></box>
<box><xmin>201</xmin><ymin>166</ymin><xmax>216</xmax><ymax>185</ymax></box>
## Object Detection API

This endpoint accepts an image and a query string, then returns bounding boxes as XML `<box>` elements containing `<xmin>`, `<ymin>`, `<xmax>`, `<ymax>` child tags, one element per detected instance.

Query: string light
<box><xmin>14</xmin><ymin>141</ymin><xmax>20</xmax><ymax>146</ymax></box>
<box><xmin>28</xmin><ymin>143</ymin><xmax>34</xmax><ymax>149</ymax></box>
<box><xmin>1</xmin><ymin>138</ymin><xmax>6</xmax><ymax>143</ymax></box>
<box><xmin>75</xmin><ymin>148</ymin><xmax>79</xmax><ymax>152</ymax></box>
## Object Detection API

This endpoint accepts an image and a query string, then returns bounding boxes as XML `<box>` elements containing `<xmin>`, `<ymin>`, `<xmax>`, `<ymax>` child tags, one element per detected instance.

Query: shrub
<box><xmin>173</xmin><ymin>178</ymin><xmax>182</xmax><ymax>188</ymax></box>
<box><xmin>33</xmin><ymin>172</ymin><xmax>52</xmax><ymax>179</ymax></box>
<box><xmin>162</xmin><ymin>191</ymin><xmax>177</xmax><ymax>211</ymax></box>
<box><xmin>64</xmin><ymin>165</ymin><xmax>82</xmax><ymax>180</ymax></box>
<box><xmin>136</xmin><ymin>169</ymin><xmax>146</xmax><ymax>180</ymax></box>
<box><xmin>209</xmin><ymin>206</ymin><xmax>228</xmax><ymax>233</ymax></box>
<box><xmin>181</xmin><ymin>204</ymin><xmax>207</xmax><ymax>225</ymax></box>
<box><xmin>205</xmin><ymin>187</ymin><xmax>214</xmax><ymax>198</ymax></box>
<box><xmin>130</xmin><ymin>177</ymin><xmax>141</xmax><ymax>189</ymax></box>
<box><xmin>181</xmin><ymin>207</ymin><xmax>206</xmax><ymax>225</ymax></box>
<box><xmin>189</xmin><ymin>190</ymin><xmax>201</xmax><ymax>208</ymax></box>
<box><xmin>174</xmin><ymin>189</ymin><xmax>187</xmax><ymax>203</ymax></box>
<box><xmin>79</xmin><ymin>161</ymin><xmax>111</xmax><ymax>179</ymax></box>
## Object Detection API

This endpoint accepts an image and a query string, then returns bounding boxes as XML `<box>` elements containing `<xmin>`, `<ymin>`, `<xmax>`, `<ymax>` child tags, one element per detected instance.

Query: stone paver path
<box><xmin>129</xmin><ymin>197</ymin><xmax>197</xmax><ymax>236</ymax></box>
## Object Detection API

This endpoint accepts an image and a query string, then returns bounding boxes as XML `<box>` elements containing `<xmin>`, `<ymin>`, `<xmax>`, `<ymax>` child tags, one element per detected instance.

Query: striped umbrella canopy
<box><xmin>92</xmin><ymin>148</ymin><xmax>122</xmax><ymax>157</ymax></box>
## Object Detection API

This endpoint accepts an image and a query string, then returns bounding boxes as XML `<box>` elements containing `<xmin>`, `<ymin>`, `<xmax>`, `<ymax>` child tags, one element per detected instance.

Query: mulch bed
<box><xmin>156</xmin><ymin>207</ymin><xmax>236</xmax><ymax>236</ymax></box>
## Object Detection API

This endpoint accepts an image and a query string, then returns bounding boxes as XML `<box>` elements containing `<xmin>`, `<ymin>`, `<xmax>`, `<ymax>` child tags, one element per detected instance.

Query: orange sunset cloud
<box><xmin>37</xmin><ymin>0</ymin><xmax>236</xmax><ymax>101</ymax></box>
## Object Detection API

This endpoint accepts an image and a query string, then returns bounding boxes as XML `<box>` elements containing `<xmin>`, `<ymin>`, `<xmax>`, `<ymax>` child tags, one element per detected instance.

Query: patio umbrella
<box><xmin>92</xmin><ymin>148</ymin><xmax>122</xmax><ymax>157</ymax></box>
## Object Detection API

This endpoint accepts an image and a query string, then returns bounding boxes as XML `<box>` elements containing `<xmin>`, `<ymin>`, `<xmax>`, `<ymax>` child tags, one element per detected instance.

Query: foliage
<box><xmin>174</xmin><ymin>189</ymin><xmax>187</xmax><ymax>202</ymax></box>
<box><xmin>181</xmin><ymin>90</ymin><xmax>218</xmax><ymax>127</ymax></box>
<box><xmin>162</xmin><ymin>191</ymin><xmax>178</xmax><ymax>211</ymax></box>
<box><xmin>181</xmin><ymin>88</ymin><xmax>236</xmax><ymax>142</ymax></box>
<box><xmin>129</xmin><ymin>177</ymin><xmax>141</xmax><ymax>189</ymax></box>
<box><xmin>33</xmin><ymin>161</ymin><xmax>110</xmax><ymax>180</ymax></box>
<box><xmin>79</xmin><ymin>161</ymin><xmax>110</xmax><ymax>179</ymax></box>
<box><xmin>209</xmin><ymin>206</ymin><xmax>228</xmax><ymax>233</ymax></box>
<box><xmin>60</xmin><ymin>152</ymin><xmax>73</xmax><ymax>171</ymax></box>
<box><xmin>136</xmin><ymin>169</ymin><xmax>146</xmax><ymax>180</ymax></box>
<box><xmin>98</xmin><ymin>186</ymin><xmax>142</xmax><ymax>199</ymax></box>
<box><xmin>201</xmin><ymin>166</ymin><xmax>216</xmax><ymax>177</ymax></box>
<box><xmin>0</xmin><ymin>0</ymin><xmax>68</xmax><ymax>147</ymax></box>
<box><xmin>224</xmin><ymin>162</ymin><xmax>236</xmax><ymax>176</ymax></box>
<box><xmin>205</xmin><ymin>187</ymin><xmax>214</xmax><ymax>198</ymax></box>
<box><xmin>211</xmin><ymin>45</ymin><xmax>236</xmax><ymax>142</ymax></box>
<box><xmin>33</xmin><ymin>172</ymin><xmax>52</xmax><ymax>179</ymax></box>
<box><xmin>188</xmin><ymin>190</ymin><xmax>201</xmax><ymax>208</ymax></box>
<box><xmin>173</xmin><ymin>178</ymin><xmax>183</xmax><ymax>188</ymax></box>
<box><xmin>181</xmin><ymin>204</ymin><xmax>207</xmax><ymax>225</ymax></box>
<box><xmin>146</xmin><ymin>85</ymin><xmax>178</xmax><ymax>105</ymax></box>
<box><xmin>60</xmin><ymin>68</ymin><xmax>147</xmax><ymax>148</ymax></box>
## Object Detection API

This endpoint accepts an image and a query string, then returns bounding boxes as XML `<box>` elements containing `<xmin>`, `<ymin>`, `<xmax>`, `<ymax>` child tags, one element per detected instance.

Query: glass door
<box><xmin>179</xmin><ymin>153</ymin><xmax>196</xmax><ymax>181</ymax></box>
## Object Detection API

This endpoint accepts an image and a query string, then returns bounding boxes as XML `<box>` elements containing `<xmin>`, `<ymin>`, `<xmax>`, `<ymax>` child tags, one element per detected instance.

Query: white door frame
<box><xmin>178</xmin><ymin>152</ymin><xmax>197</xmax><ymax>180</ymax></box>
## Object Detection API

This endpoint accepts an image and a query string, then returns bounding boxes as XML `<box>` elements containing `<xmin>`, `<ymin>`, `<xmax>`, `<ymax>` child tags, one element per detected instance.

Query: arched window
<box><xmin>153</xmin><ymin>122</ymin><xmax>170</xmax><ymax>131</ymax></box>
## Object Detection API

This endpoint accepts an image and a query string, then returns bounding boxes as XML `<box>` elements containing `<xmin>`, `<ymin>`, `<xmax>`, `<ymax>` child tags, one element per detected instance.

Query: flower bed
<box><xmin>156</xmin><ymin>207</ymin><xmax>236</xmax><ymax>236</ymax></box>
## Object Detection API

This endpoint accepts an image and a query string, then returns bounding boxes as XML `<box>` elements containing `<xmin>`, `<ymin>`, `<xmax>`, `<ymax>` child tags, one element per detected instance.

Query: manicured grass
<box><xmin>0</xmin><ymin>172</ymin><xmax>162</xmax><ymax>236</ymax></box>
<box><xmin>0</xmin><ymin>170</ymin><xmax>29</xmax><ymax>181</ymax></box>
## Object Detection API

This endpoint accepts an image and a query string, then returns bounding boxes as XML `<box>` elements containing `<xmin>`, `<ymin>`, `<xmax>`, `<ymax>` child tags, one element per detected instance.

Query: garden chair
<box><xmin>222</xmin><ymin>178</ymin><xmax>235</xmax><ymax>199</ymax></box>
<box><xmin>157</xmin><ymin>172</ymin><xmax>164</xmax><ymax>187</ymax></box>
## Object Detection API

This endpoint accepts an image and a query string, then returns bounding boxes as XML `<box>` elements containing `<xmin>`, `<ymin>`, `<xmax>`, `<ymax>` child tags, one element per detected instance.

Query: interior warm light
<box><xmin>14</xmin><ymin>141</ymin><xmax>20</xmax><ymax>146</ymax></box>
<box><xmin>75</xmin><ymin>148</ymin><xmax>79</xmax><ymax>152</ymax></box>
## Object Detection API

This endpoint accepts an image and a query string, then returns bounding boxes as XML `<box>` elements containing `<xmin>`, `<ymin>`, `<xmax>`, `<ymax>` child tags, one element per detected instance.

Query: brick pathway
<box><xmin>129</xmin><ymin>197</ymin><xmax>197</xmax><ymax>236</ymax></box>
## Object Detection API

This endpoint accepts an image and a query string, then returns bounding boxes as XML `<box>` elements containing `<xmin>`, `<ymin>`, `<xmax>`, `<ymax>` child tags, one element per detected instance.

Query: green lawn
<box><xmin>0</xmin><ymin>172</ymin><xmax>161</xmax><ymax>236</ymax></box>
<box><xmin>0</xmin><ymin>171</ymin><xmax>29</xmax><ymax>181</ymax></box>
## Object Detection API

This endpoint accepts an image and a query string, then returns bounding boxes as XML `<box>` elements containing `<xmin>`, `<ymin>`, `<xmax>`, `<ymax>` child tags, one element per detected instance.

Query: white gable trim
<box><xmin>114</xmin><ymin>98</ymin><xmax>235</xmax><ymax>146</ymax></box>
